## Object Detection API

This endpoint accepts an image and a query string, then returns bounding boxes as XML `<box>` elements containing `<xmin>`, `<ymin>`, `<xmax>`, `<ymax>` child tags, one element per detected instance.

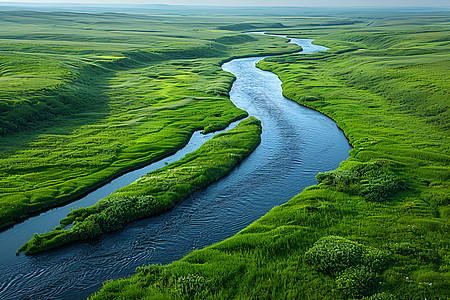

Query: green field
<box><xmin>0</xmin><ymin>11</ymin><xmax>301</xmax><ymax>231</ymax></box>
<box><xmin>89</xmin><ymin>14</ymin><xmax>449</xmax><ymax>300</ymax></box>
<box><xmin>0</xmin><ymin>7</ymin><xmax>448</xmax><ymax>300</ymax></box>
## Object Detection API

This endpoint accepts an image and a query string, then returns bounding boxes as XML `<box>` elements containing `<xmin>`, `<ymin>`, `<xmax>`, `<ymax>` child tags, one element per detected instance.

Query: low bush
<box><xmin>335</xmin><ymin>266</ymin><xmax>378</xmax><ymax>298</ymax></box>
<box><xmin>304</xmin><ymin>236</ymin><xmax>390</xmax><ymax>275</ymax></box>
<box><xmin>316</xmin><ymin>161</ymin><xmax>405</xmax><ymax>202</ymax></box>
<box><xmin>304</xmin><ymin>235</ymin><xmax>366</xmax><ymax>274</ymax></box>
<box><xmin>305</xmin><ymin>236</ymin><xmax>391</xmax><ymax>298</ymax></box>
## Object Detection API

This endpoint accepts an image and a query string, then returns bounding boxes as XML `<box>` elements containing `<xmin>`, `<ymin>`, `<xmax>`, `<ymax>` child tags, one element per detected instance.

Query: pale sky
<box><xmin>1</xmin><ymin>0</ymin><xmax>449</xmax><ymax>6</ymax></box>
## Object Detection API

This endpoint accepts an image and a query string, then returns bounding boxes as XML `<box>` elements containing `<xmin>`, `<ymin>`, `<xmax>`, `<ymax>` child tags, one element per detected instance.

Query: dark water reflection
<box><xmin>0</xmin><ymin>37</ymin><xmax>350</xmax><ymax>300</ymax></box>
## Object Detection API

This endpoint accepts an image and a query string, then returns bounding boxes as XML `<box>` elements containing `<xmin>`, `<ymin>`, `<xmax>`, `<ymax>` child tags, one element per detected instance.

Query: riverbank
<box><xmin>90</xmin><ymin>16</ymin><xmax>449</xmax><ymax>300</ymax></box>
<box><xmin>17</xmin><ymin>117</ymin><xmax>263</xmax><ymax>255</ymax></box>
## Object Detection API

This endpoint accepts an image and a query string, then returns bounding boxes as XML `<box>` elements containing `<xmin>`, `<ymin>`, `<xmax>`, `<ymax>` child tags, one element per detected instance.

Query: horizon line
<box><xmin>0</xmin><ymin>2</ymin><xmax>449</xmax><ymax>7</ymax></box>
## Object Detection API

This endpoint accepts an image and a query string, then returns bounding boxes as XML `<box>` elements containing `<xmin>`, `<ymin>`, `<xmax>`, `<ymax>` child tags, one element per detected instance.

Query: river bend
<box><xmin>0</xmin><ymin>36</ymin><xmax>351</xmax><ymax>299</ymax></box>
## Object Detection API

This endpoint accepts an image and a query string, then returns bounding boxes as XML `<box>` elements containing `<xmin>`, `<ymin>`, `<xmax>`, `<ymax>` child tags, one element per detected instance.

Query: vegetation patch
<box><xmin>304</xmin><ymin>235</ymin><xmax>390</xmax><ymax>274</ymax></box>
<box><xmin>305</xmin><ymin>236</ymin><xmax>390</xmax><ymax>297</ymax></box>
<box><xmin>316</xmin><ymin>161</ymin><xmax>406</xmax><ymax>202</ymax></box>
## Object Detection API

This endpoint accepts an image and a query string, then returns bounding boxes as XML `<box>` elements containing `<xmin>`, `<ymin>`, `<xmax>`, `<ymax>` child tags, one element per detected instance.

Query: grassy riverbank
<box><xmin>18</xmin><ymin>116</ymin><xmax>262</xmax><ymax>254</ymax></box>
<box><xmin>0</xmin><ymin>11</ymin><xmax>301</xmax><ymax>231</ymax></box>
<box><xmin>90</xmin><ymin>15</ymin><xmax>449</xmax><ymax>300</ymax></box>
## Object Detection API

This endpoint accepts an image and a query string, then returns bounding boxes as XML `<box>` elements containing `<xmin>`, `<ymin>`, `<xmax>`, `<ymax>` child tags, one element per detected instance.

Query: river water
<box><xmin>0</xmin><ymin>36</ymin><xmax>351</xmax><ymax>300</ymax></box>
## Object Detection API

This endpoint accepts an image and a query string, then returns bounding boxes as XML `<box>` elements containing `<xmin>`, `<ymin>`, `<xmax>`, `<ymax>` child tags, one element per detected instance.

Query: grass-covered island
<box><xmin>89</xmin><ymin>14</ymin><xmax>449</xmax><ymax>300</ymax></box>
<box><xmin>18</xmin><ymin>117</ymin><xmax>262</xmax><ymax>255</ymax></box>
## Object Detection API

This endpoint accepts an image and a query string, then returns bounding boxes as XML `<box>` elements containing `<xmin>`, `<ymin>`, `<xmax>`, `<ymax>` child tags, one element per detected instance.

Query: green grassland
<box><xmin>18</xmin><ymin>116</ymin><xmax>262</xmax><ymax>255</ymax></box>
<box><xmin>89</xmin><ymin>15</ymin><xmax>449</xmax><ymax>300</ymax></box>
<box><xmin>0</xmin><ymin>11</ymin><xmax>302</xmax><ymax>231</ymax></box>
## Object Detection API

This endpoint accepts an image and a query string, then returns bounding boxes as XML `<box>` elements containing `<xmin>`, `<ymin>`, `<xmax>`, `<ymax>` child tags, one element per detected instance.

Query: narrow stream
<box><xmin>0</xmin><ymin>36</ymin><xmax>351</xmax><ymax>300</ymax></box>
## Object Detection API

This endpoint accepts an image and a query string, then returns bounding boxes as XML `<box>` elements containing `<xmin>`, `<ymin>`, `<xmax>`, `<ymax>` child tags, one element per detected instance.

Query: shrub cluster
<box><xmin>316</xmin><ymin>161</ymin><xmax>405</xmax><ymax>202</ymax></box>
<box><xmin>305</xmin><ymin>236</ymin><xmax>391</xmax><ymax>298</ymax></box>
<box><xmin>335</xmin><ymin>266</ymin><xmax>378</xmax><ymax>298</ymax></box>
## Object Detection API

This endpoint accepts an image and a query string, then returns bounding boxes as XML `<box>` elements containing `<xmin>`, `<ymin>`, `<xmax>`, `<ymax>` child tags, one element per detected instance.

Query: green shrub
<box><xmin>75</xmin><ymin>217</ymin><xmax>103</xmax><ymax>240</ymax></box>
<box><xmin>363</xmin><ymin>247</ymin><xmax>391</xmax><ymax>274</ymax></box>
<box><xmin>316</xmin><ymin>170</ymin><xmax>359</xmax><ymax>187</ymax></box>
<box><xmin>316</xmin><ymin>162</ymin><xmax>405</xmax><ymax>202</ymax></box>
<box><xmin>359</xmin><ymin>177</ymin><xmax>404</xmax><ymax>202</ymax></box>
<box><xmin>335</xmin><ymin>266</ymin><xmax>378</xmax><ymax>298</ymax></box>
<box><xmin>304</xmin><ymin>236</ymin><xmax>390</xmax><ymax>275</ymax></box>
<box><xmin>356</xmin><ymin>162</ymin><xmax>406</xmax><ymax>202</ymax></box>
<box><xmin>304</xmin><ymin>236</ymin><xmax>390</xmax><ymax>298</ymax></box>
<box><xmin>304</xmin><ymin>236</ymin><xmax>366</xmax><ymax>274</ymax></box>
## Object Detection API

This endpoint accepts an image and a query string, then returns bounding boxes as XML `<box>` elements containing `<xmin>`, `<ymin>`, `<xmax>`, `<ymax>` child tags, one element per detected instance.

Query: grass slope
<box><xmin>0</xmin><ymin>11</ymin><xmax>300</xmax><ymax>231</ymax></box>
<box><xmin>89</xmin><ymin>16</ymin><xmax>449</xmax><ymax>300</ymax></box>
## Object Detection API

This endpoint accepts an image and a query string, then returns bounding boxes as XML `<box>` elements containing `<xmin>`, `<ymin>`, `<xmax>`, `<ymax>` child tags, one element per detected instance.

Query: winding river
<box><xmin>0</xmin><ymin>35</ymin><xmax>351</xmax><ymax>300</ymax></box>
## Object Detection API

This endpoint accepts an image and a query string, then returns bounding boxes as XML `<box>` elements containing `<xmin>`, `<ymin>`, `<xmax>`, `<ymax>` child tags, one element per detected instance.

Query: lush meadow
<box><xmin>0</xmin><ymin>11</ymin><xmax>301</xmax><ymax>231</ymax></box>
<box><xmin>1</xmin><ymin>7</ymin><xmax>448</xmax><ymax>300</ymax></box>
<box><xmin>90</xmin><ymin>15</ymin><xmax>449</xmax><ymax>300</ymax></box>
